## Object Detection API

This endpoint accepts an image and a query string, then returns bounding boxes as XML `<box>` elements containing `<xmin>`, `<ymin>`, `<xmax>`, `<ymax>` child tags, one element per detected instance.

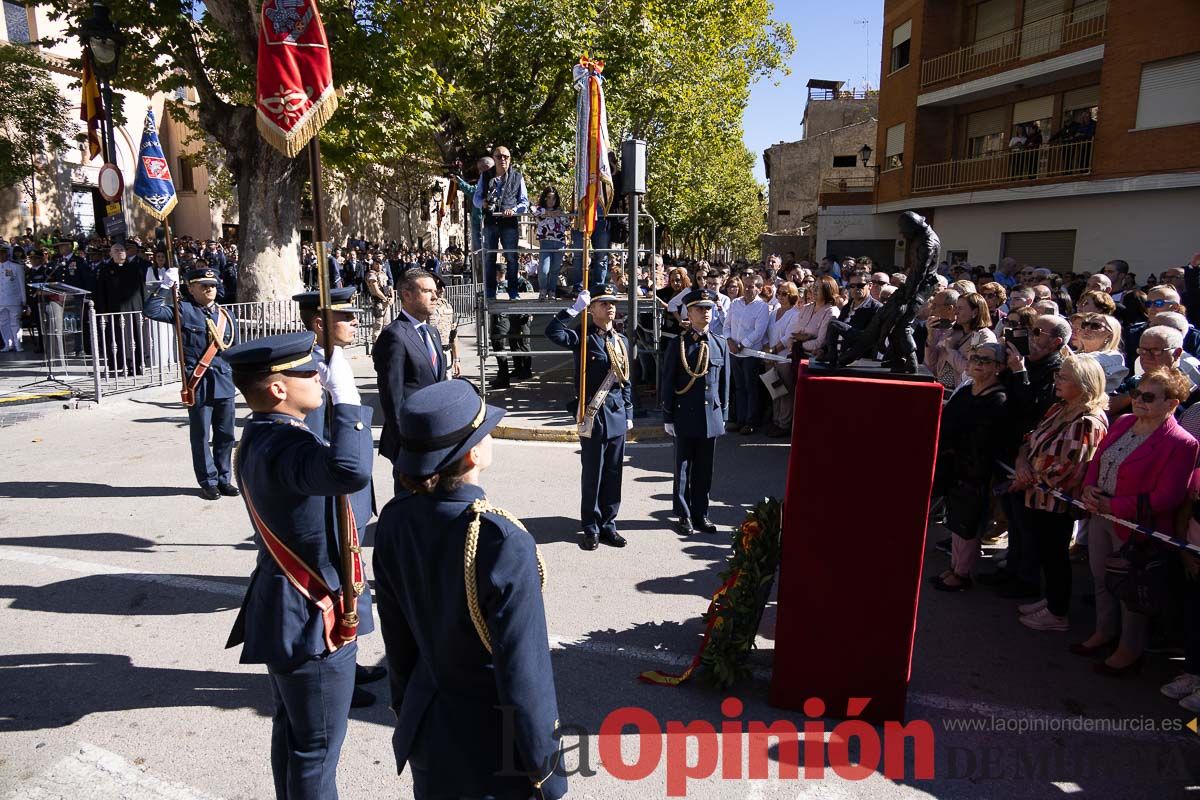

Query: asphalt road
<box><xmin>1</xmin><ymin>356</ymin><xmax>1198</xmax><ymax>799</ymax></box>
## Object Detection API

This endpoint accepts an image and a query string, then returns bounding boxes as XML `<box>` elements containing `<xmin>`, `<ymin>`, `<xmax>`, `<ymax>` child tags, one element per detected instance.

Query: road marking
<box><xmin>8</xmin><ymin>741</ymin><xmax>224</xmax><ymax>799</ymax></box>
<box><xmin>6</xmin><ymin>548</ymin><xmax>1196</xmax><ymax>747</ymax></box>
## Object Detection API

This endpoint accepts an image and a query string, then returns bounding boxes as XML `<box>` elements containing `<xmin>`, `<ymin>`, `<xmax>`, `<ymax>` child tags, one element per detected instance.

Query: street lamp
<box><xmin>858</xmin><ymin>143</ymin><xmax>873</xmax><ymax>167</ymax></box>
<box><xmin>80</xmin><ymin>1</ymin><xmax>124</xmax><ymax>80</ymax></box>
<box><xmin>429</xmin><ymin>184</ymin><xmax>444</xmax><ymax>257</ymax></box>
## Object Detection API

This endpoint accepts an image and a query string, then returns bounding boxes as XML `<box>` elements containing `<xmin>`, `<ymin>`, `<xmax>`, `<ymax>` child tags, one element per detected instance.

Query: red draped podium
<box><xmin>769</xmin><ymin>361</ymin><xmax>943</xmax><ymax>724</ymax></box>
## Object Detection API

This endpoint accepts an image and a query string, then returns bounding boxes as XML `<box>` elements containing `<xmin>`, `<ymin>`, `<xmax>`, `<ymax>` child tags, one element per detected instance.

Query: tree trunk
<box><xmin>225</xmin><ymin>109</ymin><xmax>308</xmax><ymax>302</ymax></box>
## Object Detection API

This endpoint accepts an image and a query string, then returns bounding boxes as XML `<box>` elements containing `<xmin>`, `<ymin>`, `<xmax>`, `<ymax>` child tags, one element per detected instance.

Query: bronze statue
<box><xmin>828</xmin><ymin>210</ymin><xmax>941</xmax><ymax>373</ymax></box>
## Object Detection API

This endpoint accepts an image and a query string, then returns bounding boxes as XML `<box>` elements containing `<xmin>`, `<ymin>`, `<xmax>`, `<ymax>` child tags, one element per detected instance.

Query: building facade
<box><xmin>853</xmin><ymin>0</ymin><xmax>1200</xmax><ymax>276</ymax></box>
<box><xmin>763</xmin><ymin>80</ymin><xmax>878</xmax><ymax>262</ymax></box>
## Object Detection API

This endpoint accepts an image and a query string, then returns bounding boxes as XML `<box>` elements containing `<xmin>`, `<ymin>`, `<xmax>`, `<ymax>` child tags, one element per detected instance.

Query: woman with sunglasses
<box><xmin>1012</xmin><ymin>354</ymin><xmax>1109</xmax><ymax>632</ymax></box>
<box><xmin>1075</xmin><ymin>367</ymin><xmax>1199</xmax><ymax>674</ymax></box>
<box><xmin>1074</xmin><ymin>313</ymin><xmax>1128</xmax><ymax>392</ymax></box>
<box><xmin>930</xmin><ymin>342</ymin><xmax>1011</xmax><ymax>591</ymax></box>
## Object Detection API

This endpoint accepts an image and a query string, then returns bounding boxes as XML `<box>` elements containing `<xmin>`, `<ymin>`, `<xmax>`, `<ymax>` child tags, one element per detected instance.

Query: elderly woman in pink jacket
<box><xmin>1075</xmin><ymin>366</ymin><xmax>1200</xmax><ymax>677</ymax></box>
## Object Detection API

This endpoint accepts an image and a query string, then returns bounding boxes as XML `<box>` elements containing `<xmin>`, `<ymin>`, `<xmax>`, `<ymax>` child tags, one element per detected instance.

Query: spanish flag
<box><xmin>79</xmin><ymin>51</ymin><xmax>102</xmax><ymax>162</ymax></box>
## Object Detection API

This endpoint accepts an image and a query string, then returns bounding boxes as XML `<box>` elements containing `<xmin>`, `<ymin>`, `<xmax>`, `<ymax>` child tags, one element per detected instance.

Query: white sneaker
<box><xmin>1018</xmin><ymin>598</ymin><xmax>1048</xmax><ymax>616</ymax></box>
<box><xmin>1180</xmin><ymin>689</ymin><xmax>1200</xmax><ymax>714</ymax></box>
<box><xmin>1161</xmin><ymin>673</ymin><xmax>1200</xmax><ymax>700</ymax></box>
<box><xmin>1019</xmin><ymin>607</ymin><xmax>1069</xmax><ymax>631</ymax></box>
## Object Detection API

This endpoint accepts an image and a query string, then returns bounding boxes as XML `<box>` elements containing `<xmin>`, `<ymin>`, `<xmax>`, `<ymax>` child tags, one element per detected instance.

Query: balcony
<box><xmin>818</xmin><ymin>177</ymin><xmax>876</xmax><ymax>206</ymax></box>
<box><xmin>912</xmin><ymin>139</ymin><xmax>1093</xmax><ymax>193</ymax></box>
<box><xmin>920</xmin><ymin>3</ymin><xmax>1107</xmax><ymax>89</ymax></box>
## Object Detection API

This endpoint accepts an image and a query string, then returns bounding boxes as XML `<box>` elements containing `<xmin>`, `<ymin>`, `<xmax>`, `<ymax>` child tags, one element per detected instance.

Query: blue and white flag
<box><xmin>132</xmin><ymin>109</ymin><xmax>177</xmax><ymax>221</ymax></box>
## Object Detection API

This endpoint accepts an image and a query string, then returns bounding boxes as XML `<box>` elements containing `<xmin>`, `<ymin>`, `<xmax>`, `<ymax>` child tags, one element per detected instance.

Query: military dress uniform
<box><xmin>545</xmin><ymin>284</ymin><xmax>633</xmax><ymax>550</ymax></box>
<box><xmin>222</xmin><ymin>332</ymin><xmax>375</xmax><ymax>800</ymax></box>
<box><xmin>143</xmin><ymin>267</ymin><xmax>238</xmax><ymax>499</ymax></box>
<box><xmin>373</xmin><ymin>380</ymin><xmax>567</xmax><ymax>800</ymax></box>
<box><xmin>660</xmin><ymin>288</ymin><xmax>730</xmax><ymax>535</ymax></box>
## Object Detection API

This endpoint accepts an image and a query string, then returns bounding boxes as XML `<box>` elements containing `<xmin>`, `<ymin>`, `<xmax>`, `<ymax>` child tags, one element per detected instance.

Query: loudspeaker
<box><xmin>620</xmin><ymin>139</ymin><xmax>647</xmax><ymax>195</ymax></box>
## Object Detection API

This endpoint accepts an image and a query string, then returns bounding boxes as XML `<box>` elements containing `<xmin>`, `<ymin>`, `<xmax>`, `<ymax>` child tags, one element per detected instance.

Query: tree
<box><xmin>351</xmin><ymin>154</ymin><xmax>442</xmax><ymax>246</ymax></box>
<box><xmin>0</xmin><ymin>46</ymin><xmax>72</xmax><ymax>232</ymax></box>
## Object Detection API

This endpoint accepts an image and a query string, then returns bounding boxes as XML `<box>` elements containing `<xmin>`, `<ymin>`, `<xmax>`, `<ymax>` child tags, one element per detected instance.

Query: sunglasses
<box><xmin>968</xmin><ymin>355</ymin><xmax>999</xmax><ymax>365</ymax></box>
<box><xmin>1137</xmin><ymin>346</ymin><xmax>1174</xmax><ymax>356</ymax></box>
<box><xmin>1080</xmin><ymin>321</ymin><xmax>1108</xmax><ymax>332</ymax></box>
<box><xmin>1147</xmin><ymin>298</ymin><xmax>1175</xmax><ymax>308</ymax></box>
<box><xmin>848</xmin><ymin>283</ymin><xmax>867</xmax><ymax>289</ymax></box>
<box><xmin>870</xmin><ymin>279</ymin><xmax>887</xmax><ymax>285</ymax></box>
<box><xmin>1030</xmin><ymin>327</ymin><xmax>1051</xmax><ymax>338</ymax></box>
<box><xmin>1129</xmin><ymin>389</ymin><xmax>1161</xmax><ymax>403</ymax></box>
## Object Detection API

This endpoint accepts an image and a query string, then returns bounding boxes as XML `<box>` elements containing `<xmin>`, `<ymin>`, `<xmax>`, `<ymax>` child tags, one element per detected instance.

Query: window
<box><xmin>973</xmin><ymin>0</ymin><xmax>1015</xmax><ymax>46</ymax></box>
<box><xmin>177</xmin><ymin>157</ymin><xmax>195</xmax><ymax>192</ymax></box>
<box><xmin>1135</xmin><ymin>54</ymin><xmax>1200</xmax><ymax>130</ymax></box>
<box><xmin>832</xmin><ymin>154</ymin><xmax>858</xmax><ymax>168</ymax></box>
<box><xmin>889</xmin><ymin>20</ymin><xmax>911</xmax><ymax>74</ymax></box>
<box><xmin>3</xmin><ymin>2</ymin><xmax>30</xmax><ymax>44</ymax></box>
<box><xmin>965</xmin><ymin>108</ymin><xmax>1007</xmax><ymax>157</ymax></box>
<box><xmin>777</xmin><ymin>209</ymin><xmax>791</xmax><ymax>216</ymax></box>
<box><xmin>884</xmin><ymin>123</ymin><xmax>905</xmax><ymax>170</ymax></box>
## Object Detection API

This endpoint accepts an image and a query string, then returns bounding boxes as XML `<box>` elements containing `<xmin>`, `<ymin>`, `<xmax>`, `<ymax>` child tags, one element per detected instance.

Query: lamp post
<box><xmin>429</xmin><ymin>184</ymin><xmax>443</xmax><ymax>258</ymax></box>
<box><xmin>858</xmin><ymin>143</ymin><xmax>873</xmax><ymax>167</ymax></box>
<box><xmin>79</xmin><ymin>1</ymin><xmax>124</xmax><ymax>166</ymax></box>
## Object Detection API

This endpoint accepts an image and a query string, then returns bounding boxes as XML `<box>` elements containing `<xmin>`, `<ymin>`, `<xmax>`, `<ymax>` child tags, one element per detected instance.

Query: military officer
<box><xmin>144</xmin><ymin>267</ymin><xmax>237</xmax><ymax>500</ymax></box>
<box><xmin>660</xmin><ymin>287</ymin><xmax>730</xmax><ymax>535</ymax></box>
<box><xmin>373</xmin><ymin>379</ymin><xmax>567</xmax><ymax>800</ymax></box>
<box><xmin>221</xmin><ymin>331</ymin><xmax>374</xmax><ymax>800</ymax></box>
<box><xmin>294</xmin><ymin>287</ymin><xmax>388</xmax><ymax>707</ymax></box>
<box><xmin>546</xmin><ymin>283</ymin><xmax>633</xmax><ymax>550</ymax></box>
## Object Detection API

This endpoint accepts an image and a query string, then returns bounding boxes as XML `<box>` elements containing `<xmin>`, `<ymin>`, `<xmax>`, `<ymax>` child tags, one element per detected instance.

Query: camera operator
<box><xmin>473</xmin><ymin>146</ymin><xmax>529</xmax><ymax>301</ymax></box>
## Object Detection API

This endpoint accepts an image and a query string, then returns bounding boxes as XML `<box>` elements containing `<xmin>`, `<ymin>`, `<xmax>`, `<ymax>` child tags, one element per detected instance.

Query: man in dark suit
<box><xmin>144</xmin><ymin>267</ymin><xmax>238</xmax><ymax>500</ymax></box>
<box><xmin>373</xmin><ymin>379</ymin><xmax>566</xmax><ymax>800</ymax></box>
<box><xmin>222</xmin><ymin>331</ymin><xmax>375</xmax><ymax>800</ymax></box>
<box><xmin>660</xmin><ymin>288</ymin><xmax>730</xmax><ymax>535</ymax></box>
<box><xmin>546</xmin><ymin>283</ymin><xmax>633</xmax><ymax>550</ymax></box>
<box><xmin>374</xmin><ymin>268</ymin><xmax>447</xmax><ymax>466</ymax></box>
<box><xmin>826</xmin><ymin>270</ymin><xmax>884</xmax><ymax>361</ymax></box>
<box><xmin>94</xmin><ymin>242</ymin><xmax>147</xmax><ymax>374</ymax></box>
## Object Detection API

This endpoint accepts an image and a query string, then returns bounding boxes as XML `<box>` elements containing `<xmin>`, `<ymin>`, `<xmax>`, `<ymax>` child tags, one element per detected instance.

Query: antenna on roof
<box><xmin>854</xmin><ymin>18</ymin><xmax>871</xmax><ymax>91</ymax></box>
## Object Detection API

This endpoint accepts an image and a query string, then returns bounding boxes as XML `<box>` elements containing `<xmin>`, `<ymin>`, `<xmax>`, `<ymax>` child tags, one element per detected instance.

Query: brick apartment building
<box><xmin>818</xmin><ymin>0</ymin><xmax>1200</xmax><ymax>276</ymax></box>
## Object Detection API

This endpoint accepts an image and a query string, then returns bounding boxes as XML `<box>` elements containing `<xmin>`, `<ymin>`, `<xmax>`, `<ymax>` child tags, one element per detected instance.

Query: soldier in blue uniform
<box><xmin>546</xmin><ymin>283</ymin><xmax>633</xmax><ymax>550</ymax></box>
<box><xmin>660</xmin><ymin>288</ymin><xmax>731</xmax><ymax>535</ymax></box>
<box><xmin>144</xmin><ymin>267</ymin><xmax>238</xmax><ymax>500</ymax></box>
<box><xmin>294</xmin><ymin>287</ymin><xmax>388</xmax><ymax>707</ymax></box>
<box><xmin>373</xmin><ymin>379</ymin><xmax>567</xmax><ymax>800</ymax></box>
<box><xmin>222</xmin><ymin>331</ymin><xmax>375</xmax><ymax>800</ymax></box>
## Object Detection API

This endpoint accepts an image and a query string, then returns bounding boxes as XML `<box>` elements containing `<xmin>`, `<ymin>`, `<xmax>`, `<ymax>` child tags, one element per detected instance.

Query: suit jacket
<box><xmin>545</xmin><ymin>309</ymin><xmax>633</xmax><ymax>439</ymax></box>
<box><xmin>842</xmin><ymin>295</ymin><xmax>883</xmax><ymax>331</ymax></box>
<box><xmin>143</xmin><ymin>288</ymin><xmax>237</xmax><ymax>406</ymax></box>
<box><xmin>373</xmin><ymin>482</ymin><xmax>566</xmax><ymax>799</ymax></box>
<box><xmin>227</xmin><ymin>405</ymin><xmax>376</xmax><ymax>664</ymax></box>
<box><xmin>94</xmin><ymin>260</ymin><xmax>145</xmax><ymax>314</ymax></box>
<box><xmin>375</xmin><ymin>312</ymin><xmax>447</xmax><ymax>461</ymax></box>
<box><xmin>1083</xmin><ymin>413</ymin><xmax>1199</xmax><ymax>542</ymax></box>
<box><xmin>659</xmin><ymin>329</ymin><xmax>729</xmax><ymax>438</ymax></box>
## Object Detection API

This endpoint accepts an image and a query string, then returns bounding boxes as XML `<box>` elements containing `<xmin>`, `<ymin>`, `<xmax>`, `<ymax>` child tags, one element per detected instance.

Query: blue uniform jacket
<box><xmin>373</xmin><ymin>483</ymin><xmax>566</xmax><ymax>800</ymax></box>
<box><xmin>660</xmin><ymin>329</ymin><xmax>730</xmax><ymax>438</ymax></box>
<box><xmin>305</xmin><ymin>379</ymin><xmax>376</xmax><ymax>527</ymax></box>
<box><xmin>227</xmin><ymin>405</ymin><xmax>376</xmax><ymax>664</ymax></box>
<box><xmin>545</xmin><ymin>309</ymin><xmax>633</xmax><ymax>439</ymax></box>
<box><xmin>143</xmin><ymin>288</ymin><xmax>237</xmax><ymax>406</ymax></box>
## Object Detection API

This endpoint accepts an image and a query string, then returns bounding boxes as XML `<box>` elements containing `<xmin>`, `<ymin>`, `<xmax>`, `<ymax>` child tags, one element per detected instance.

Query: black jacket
<box><xmin>374</xmin><ymin>312</ymin><xmax>447</xmax><ymax>461</ymax></box>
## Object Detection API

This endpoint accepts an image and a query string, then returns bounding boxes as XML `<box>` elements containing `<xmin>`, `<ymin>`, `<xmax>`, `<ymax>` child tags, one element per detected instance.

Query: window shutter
<box><xmin>892</xmin><ymin>19</ymin><xmax>912</xmax><ymax>48</ymax></box>
<box><xmin>975</xmin><ymin>0</ymin><xmax>1015</xmax><ymax>42</ymax></box>
<box><xmin>885</xmin><ymin>123</ymin><xmax>906</xmax><ymax>157</ymax></box>
<box><xmin>1001</xmin><ymin>230</ymin><xmax>1077</xmax><ymax>273</ymax></box>
<box><xmin>1013</xmin><ymin>94</ymin><xmax>1055</xmax><ymax>124</ymax></box>
<box><xmin>1063</xmin><ymin>85</ymin><xmax>1100</xmax><ymax>111</ymax></box>
<box><xmin>1022</xmin><ymin>0</ymin><xmax>1065</xmax><ymax>24</ymax></box>
<box><xmin>966</xmin><ymin>108</ymin><xmax>1008</xmax><ymax>139</ymax></box>
<box><xmin>1135</xmin><ymin>54</ymin><xmax>1200</xmax><ymax>129</ymax></box>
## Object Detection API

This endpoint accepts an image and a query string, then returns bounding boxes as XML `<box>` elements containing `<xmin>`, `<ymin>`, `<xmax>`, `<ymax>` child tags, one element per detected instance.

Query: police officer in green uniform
<box><xmin>660</xmin><ymin>287</ymin><xmax>730</xmax><ymax>535</ymax></box>
<box><xmin>373</xmin><ymin>379</ymin><xmax>567</xmax><ymax>799</ymax></box>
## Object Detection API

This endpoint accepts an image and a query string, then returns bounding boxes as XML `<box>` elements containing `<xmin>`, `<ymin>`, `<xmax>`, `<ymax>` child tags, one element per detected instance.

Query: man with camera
<box><xmin>473</xmin><ymin>146</ymin><xmax>529</xmax><ymax>300</ymax></box>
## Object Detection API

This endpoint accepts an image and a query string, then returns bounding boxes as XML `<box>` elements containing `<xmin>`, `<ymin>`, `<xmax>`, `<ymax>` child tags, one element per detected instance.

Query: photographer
<box><xmin>473</xmin><ymin>146</ymin><xmax>529</xmax><ymax>300</ymax></box>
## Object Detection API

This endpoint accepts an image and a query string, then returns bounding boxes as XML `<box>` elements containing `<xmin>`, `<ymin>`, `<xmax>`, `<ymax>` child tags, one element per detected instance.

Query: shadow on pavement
<box><xmin>0</xmin><ymin>481</ymin><xmax>198</xmax><ymax>499</ymax></box>
<box><xmin>0</xmin><ymin>532</ymin><xmax>157</xmax><ymax>552</ymax></box>
<box><xmin>0</xmin><ymin>573</ymin><xmax>243</xmax><ymax>616</ymax></box>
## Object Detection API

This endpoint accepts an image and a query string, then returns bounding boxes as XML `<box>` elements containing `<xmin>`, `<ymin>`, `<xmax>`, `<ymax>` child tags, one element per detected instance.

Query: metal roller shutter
<box><xmin>1001</xmin><ymin>230</ymin><xmax>1077</xmax><ymax>273</ymax></box>
<box><xmin>1013</xmin><ymin>94</ymin><xmax>1055</xmax><ymax>124</ymax></box>
<box><xmin>975</xmin><ymin>0</ymin><xmax>1015</xmax><ymax>42</ymax></box>
<box><xmin>966</xmin><ymin>108</ymin><xmax>1008</xmax><ymax>139</ymax></box>
<box><xmin>885</xmin><ymin>123</ymin><xmax>906</xmax><ymax>157</ymax></box>
<box><xmin>1022</xmin><ymin>0</ymin><xmax>1066</xmax><ymax>23</ymax></box>
<box><xmin>1136</xmin><ymin>54</ymin><xmax>1200</xmax><ymax>129</ymax></box>
<box><xmin>892</xmin><ymin>19</ymin><xmax>912</xmax><ymax>47</ymax></box>
<box><xmin>1063</xmin><ymin>84</ymin><xmax>1101</xmax><ymax>111</ymax></box>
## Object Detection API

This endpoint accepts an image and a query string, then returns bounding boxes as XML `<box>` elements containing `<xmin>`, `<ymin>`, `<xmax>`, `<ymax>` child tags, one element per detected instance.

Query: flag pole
<box><xmin>578</xmin><ymin>235</ymin><xmax>590</xmax><ymax>424</ymax></box>
<box><xmin>306</xmin><ymin>135</ymin><xmax>358</xmax><ymax>635</ymax></box>
<box><xmin>163</xmin><ymin>220</ymin><xmax>190</xmax><ymax>404</ymax></box>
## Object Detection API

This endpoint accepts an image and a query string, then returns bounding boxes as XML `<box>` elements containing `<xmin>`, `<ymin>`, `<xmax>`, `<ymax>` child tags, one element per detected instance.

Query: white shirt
<box><xmin>0</xmin><ymin>260</ymin><xmax>25</xmax><ymax>306</ymax></box>
<box><xmin>728</xmin><ymin>295</ymin><xmax>770</xmax><ymax>350</ymax></box>
<box><xmin>767</xmin><ymin>305</ymin><xmax>801</xmax><ymax>351</ymax></box>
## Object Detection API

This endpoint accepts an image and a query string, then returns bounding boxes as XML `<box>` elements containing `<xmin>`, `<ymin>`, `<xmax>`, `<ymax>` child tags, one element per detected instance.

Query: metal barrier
<box><xmin>82</xmin><ymin>283</ymin><xmax>480</xmax><ymax>402</ymax></box>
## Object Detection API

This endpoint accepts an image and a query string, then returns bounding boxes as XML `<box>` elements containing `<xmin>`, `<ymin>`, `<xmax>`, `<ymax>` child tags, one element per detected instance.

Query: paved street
<box><xmin>1</xmin><ymin>351</ymin><xmax>1198</xmax><ymax>799</ymax></box>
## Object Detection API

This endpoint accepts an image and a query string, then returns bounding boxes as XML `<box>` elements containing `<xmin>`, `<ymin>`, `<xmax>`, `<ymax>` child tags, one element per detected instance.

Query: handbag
<box><xmin>759</xmin><ymin>366</ymin><xmax>789</xmax><ymax>400</ymax></box>
<box><xmin>1104</xmin><ymin>493</ymin><xmax>1170</xmax><ymax>615</ymax></box>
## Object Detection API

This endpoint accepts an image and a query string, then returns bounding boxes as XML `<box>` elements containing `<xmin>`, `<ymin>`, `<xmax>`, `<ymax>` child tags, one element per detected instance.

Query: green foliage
<box><xmin>0</xmin><ymin>45</ymin><xmax>72</xmax><ymax>201</ymax></box>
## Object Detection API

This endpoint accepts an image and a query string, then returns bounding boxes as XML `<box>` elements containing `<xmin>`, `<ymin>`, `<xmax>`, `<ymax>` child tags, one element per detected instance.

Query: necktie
<box><xmin>420</xmin><ymin>324</ymin><xmax>437</xmax><ymax>369</ymax></box>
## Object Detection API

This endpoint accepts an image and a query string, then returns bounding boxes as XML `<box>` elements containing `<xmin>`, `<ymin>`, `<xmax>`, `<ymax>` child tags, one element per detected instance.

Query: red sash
<box><xmin>240</xmin><ymin>480</ymin><xmax>363</xmax><ymax>651</ymax></box>
<box><xmin>183</xmin><ymin>308</ymin><xmax>231</xmax><ymax>406</ymax></box>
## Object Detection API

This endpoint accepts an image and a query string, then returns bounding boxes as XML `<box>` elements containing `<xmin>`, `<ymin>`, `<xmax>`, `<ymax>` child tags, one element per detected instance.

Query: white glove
<box><xmin>160</xmin><ymin>272</ymin><xmax>177</xmax><ymax>291</ymax></box>
<box><xmin>322</xmin><ymin>346</ymin><xmax>361</xmax><ymax>406</ymax></box>
<box><xmin>569</xmin><ymin>290</ymin><xmax>590</xmax><ymax>315</ymax></box>
<box><xmin>627</xmin><ymin>419</ymin><xmax>634</xmax><ymax>431</ymax></box>
<box><xmin>664</xmin><ymin>423</ymin><xmax>675</xmax><ymax>436</ymax></box>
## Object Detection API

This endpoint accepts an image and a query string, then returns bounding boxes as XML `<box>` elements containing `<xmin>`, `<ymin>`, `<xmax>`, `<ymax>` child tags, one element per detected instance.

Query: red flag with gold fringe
<box><xmin>79</xmin><ymin>51</ymin><xmax>102</xmax><ymax>162</ymax></box>
<box><xmin>255</xmin><ymin>0</ymin><xmax>338</xmax><ymax>158</ymax></box>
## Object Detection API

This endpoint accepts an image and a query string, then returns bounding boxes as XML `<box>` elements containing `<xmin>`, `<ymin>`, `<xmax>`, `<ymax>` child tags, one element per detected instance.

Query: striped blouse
<box><xmin>1024</xmin><ymin>403</ymin><xmax>1109</xmax><ymax>513</ymax></box>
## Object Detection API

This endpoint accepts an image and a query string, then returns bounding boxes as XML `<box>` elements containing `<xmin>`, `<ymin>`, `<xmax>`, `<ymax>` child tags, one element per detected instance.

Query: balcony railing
<box><xmin>912</xmin><ymin>138</ymin><xmax>1093</xmax><ymax>193</ymax></box>
<box><xmin>920</xmin><ymin>2</ymin><xmax>1107</xmax><ymax>88</ymax></box>
<box><xmin>819</xmin><ymin>176</ymin><xmax>876</xmax><ymax>193</ymax></box>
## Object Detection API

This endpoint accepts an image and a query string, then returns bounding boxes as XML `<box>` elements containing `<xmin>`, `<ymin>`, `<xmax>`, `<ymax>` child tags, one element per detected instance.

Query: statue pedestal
<box><xmin>769</xmin><ymin>360</ymin><xmax>943</xmax><ymax>724</ymax></box>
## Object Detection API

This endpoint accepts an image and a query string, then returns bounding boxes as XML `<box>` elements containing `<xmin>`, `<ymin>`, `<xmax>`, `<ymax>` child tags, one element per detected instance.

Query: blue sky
<box><xmin>744</xmin><ymin>0</ymin><xmax>883</xmax><ymax>182</ymax></box>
